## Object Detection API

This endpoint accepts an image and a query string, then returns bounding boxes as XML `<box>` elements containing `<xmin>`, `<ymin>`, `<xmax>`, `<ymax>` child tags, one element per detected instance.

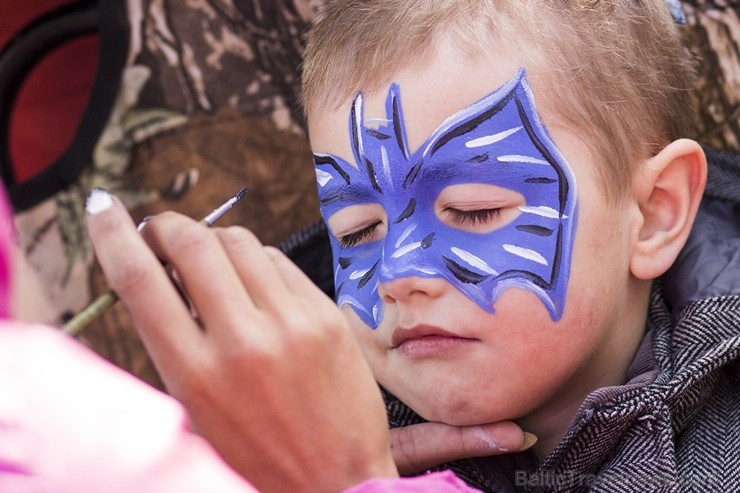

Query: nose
<box><xmin>377</xmin><ymin>275</ymin><xmax>448</xmax><ymax>304</ymax></box>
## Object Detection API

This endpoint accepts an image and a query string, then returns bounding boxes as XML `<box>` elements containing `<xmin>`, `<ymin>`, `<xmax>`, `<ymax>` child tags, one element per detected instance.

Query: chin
<box><xmin>402</xmin><ymin>390</ymin><xmax>512</xmax><ymax>427</ymax></box>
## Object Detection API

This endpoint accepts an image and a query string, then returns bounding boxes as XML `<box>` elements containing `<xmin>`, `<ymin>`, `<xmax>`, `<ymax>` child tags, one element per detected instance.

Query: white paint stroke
<box><xmin>497</xmin><ymin>155</ymin><xmax>549</xmax><ymax>165</ymax></box>
<box><xmin>451</xmin><ymin>247</ymin><xmax>497</xmax><ymax>275</ymax></box>
<box><xmin>350</xmin><ymin>268</ymin><xmax>372</xmax><ymax>280</ymax></box>
<box><xmin>315</xmin><ymin>168</ymin><xmax>332</xmax><ymax>187</ymax></box>
<box><xmin>503</xmin><ymin>244</ymin><xmax>549</xmax><ymax>266</ymax></box>
<box><xmin>395</xmin><ymin>223</ymin><xmax>417</xmax><ymax>248</ymax></box>
<box><xmin>466</xmin><ymin>126</ymin><xmax>522</xmax><ymax>148</ymax></box>
<box><xmin>392</xmin><ymin>242</ymin><xmax>422</xmax><ymax>259</ymax></box>
<box><xmin>518</xmin><ymin>205</ymin><xmax>562</xmax><ymax>219</ymax></box>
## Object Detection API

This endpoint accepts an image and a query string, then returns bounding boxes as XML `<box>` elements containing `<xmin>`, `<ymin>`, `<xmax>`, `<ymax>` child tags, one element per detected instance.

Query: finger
<box><xmin>262</xmin><ymin>245</ymin><xmax>336</xmax><ymax>307</ymax></box>
<box><xmin>85</xmin><ymin>189</ymin><xmax>203</xmax><ymax>373</ymax></box>
<box><xmin>213</xmin><ymin>227</ymin><xmax>295</xmax><ymax>313</ymax></box>
<box><xmin>140</xmin><ymin>214</ymin><xmax>258</xmax><ymax>334</ymax></box>
<box><xmin>390</xmin><ymin>421</ymin><xmax>536</xmax><ymax>475</ymax></box>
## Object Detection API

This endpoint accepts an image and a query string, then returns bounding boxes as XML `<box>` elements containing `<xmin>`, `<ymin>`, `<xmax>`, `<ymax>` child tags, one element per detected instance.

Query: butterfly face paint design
<box><xmin>315</xmin><ymin>69</ymin><xmax>578</xmax><ymax>329</ymax></box>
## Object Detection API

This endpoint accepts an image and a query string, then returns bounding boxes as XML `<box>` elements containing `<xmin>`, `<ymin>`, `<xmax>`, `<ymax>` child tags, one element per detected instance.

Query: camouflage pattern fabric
<box><xmin>683</xmin><ymin>1</ymin><xmax>739</xmax><ymax>150</ymax></box>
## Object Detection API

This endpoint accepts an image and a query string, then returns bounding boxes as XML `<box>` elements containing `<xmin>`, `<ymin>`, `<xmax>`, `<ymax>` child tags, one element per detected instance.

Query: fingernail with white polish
<box><xmin>86</xmin><ymin>188</ymin><xmax>114</xmax><ymax>215</ymax></box>
<box><xmin>137</xmin><ymin>216</ymin><xmax>152</xmax><ymax>232</ymax></box>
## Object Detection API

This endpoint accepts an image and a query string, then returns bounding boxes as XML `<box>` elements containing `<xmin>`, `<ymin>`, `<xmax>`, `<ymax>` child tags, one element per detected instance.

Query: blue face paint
<box><xmin>315</xmin><ymin>69</ymin><xmax>578</xmax><ymax>329</ymax></box>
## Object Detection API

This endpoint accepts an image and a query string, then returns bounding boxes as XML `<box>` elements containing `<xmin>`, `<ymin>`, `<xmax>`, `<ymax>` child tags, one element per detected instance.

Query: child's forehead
<box><xmin>319</xmin><ymin>69</ymin><xmax>567</xmax><ymax>195</ymax></box>
<box><xmin>310</xmin><ymin>46</ymin><xmax>554</xmax><ymax>158</ymax></box>
<box><xmin>371</xmin><ymin>65</ymin><xmax>528</xmax><ymax>147</ymax></box>
<box><xmin>309</xmin><ymin>56</ymin><xmax>604</xmax><ymax>209</ymax></box>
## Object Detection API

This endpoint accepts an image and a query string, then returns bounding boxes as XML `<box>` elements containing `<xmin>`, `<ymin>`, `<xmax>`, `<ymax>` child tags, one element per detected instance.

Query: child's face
<box><xmin>308</xmin><ymin>45</ymin><xmax>645</xmax><ymax>427</ymax></box>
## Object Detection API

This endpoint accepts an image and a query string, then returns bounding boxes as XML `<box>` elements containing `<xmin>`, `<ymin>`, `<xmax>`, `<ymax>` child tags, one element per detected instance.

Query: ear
<box><xmin>630</xmin><ymin>139</ymin><xmax>707</xmax><ymax>280</ymax></box>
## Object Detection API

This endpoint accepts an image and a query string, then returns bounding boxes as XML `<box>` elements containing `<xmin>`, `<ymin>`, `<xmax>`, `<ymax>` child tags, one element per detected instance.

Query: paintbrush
<box><xmin>62</xmin><ymin>186</ymin><xmax>249</xmax><ymax>336</ymax></box>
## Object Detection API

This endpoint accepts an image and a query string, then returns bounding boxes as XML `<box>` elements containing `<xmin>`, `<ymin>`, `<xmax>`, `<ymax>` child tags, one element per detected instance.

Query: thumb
<box><xmin>390</xmin><ymin>421</ymin><xmax>537</xmax><ymax>475</ymax></box>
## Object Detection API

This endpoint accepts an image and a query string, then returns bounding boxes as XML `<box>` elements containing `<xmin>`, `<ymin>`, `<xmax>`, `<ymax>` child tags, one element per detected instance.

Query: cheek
<box><xmin>489</xmin><ymin>288</ymin><xmax>610</xmax><ymax>391</ymax></box>
<box><xmin>572</xmin><ymin>204</ymin><xmax>632</xmax><ymax>296</ymax></box>
<box><xmin>341</xmin><ymin>305</ymin><xmax>386</xmax><ymax>369</ymax></box>
<box><xmin>559</xmin><ymin>216</ymin><xmax>628</xmax><ymax>345</ymax></box>
<box><xmin>496</xmin><ymin>289</ymin><xmax>596</xmax><ymax>361</ymax></box>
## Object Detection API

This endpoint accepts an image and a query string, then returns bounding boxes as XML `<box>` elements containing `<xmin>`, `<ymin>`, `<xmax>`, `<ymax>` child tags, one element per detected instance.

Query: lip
<box><xmin>391</xmin><ymin>325</ymin><xmax>477</xmax><ymax>358</ymax></box>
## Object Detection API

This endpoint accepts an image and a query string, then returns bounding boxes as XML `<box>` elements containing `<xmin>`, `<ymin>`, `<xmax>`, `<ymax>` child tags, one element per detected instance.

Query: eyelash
<box><xmin>338</xmin><ymin>221</ymin><xmax>382</xmax><ymax>248</ymax></box>
<box><xmin>337</xmin><ymin>208</ymin><xmax>501</xmax><ymax>247</ymax></box>
<box><xmin>446</xmin><ymin>208</ymin><xmax>502</xmax><ymax>225</ymax></box>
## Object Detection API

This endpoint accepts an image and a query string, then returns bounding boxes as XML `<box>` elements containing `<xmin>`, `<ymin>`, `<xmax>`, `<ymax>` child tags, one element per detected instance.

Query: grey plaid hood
<box><xmin>385</xmin><ymin>148</ymin><xmax>740</xmax><ymax>492</ymax></box>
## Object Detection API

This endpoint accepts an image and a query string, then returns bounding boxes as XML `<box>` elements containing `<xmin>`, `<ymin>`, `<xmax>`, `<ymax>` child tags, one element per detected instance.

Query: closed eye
<box><xmin>338</xmin><ymin>220</ymin><xmax>383</xmax><ymax>248</ymax></box>
<box><xmin>436</xmin><ymin>184</ymin><xmax>524</xmax><ymax>233</ymax></box>
<box><xmin>445</xmin><ymin>208</ymin><xmax>502</xmax><ymax>226</ymax></box>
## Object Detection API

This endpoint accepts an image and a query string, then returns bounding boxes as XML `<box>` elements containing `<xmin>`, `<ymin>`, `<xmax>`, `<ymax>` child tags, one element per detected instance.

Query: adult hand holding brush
<box><xmin>83</xmin><ymin>188</ymin><xmax>397</xmax><ymax>493</ymax></box>
<box><xmin>84</xmin><ymin>188</ymin><xmax>526</xmax><ymax>493</ymax></box>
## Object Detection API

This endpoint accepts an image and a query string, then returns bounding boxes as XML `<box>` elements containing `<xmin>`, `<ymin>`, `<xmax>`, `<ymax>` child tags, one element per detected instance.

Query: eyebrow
<box><xmin>319</xmin><ymin>184</ymin><xmax>377</xmax><ymax>206</ymax></box>
<box><xmin>420</xmin><ymin>164</ymin><xmax>460</xmax><ymax>184</ymax></box>
<box><xmin>421</xmin><ymin>160</ymin><xmax>508</xmax><ymax>185</ymax></box>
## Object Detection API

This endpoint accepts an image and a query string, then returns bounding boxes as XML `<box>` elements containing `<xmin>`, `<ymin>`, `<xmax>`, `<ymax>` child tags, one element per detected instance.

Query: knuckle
<box><xmin>221</xmin><ymin>325</ymin><xmax>283</xmax><ymax>367</ymax></box>
<box><xmin>216</xmin><ymin>226</ymin><xmax>265</xmax><ymax>258</ymax></box>
<box><xmin>217</xmin><ymin>225</ymin><xmax>260</xmax><ymax>247</ymax></box>
<box><xmin>268</xmin><ymin>309</ymin><xmax>329</xmax><ymax>357</ymax></box>
<box><xmin>288</xmin><ymin>307</ymin><xmax>345</xmax><ymax>348</ymax></box>
<box><xmin>167</xmin><ymin>220</ymin><xmax>214</xmax><ymax>256</ymax></box>
<box><xmin>392</xmin><ymin>426</ymin><xmax>422</xmax><ymax>472</ymax></box>
<box><xmin>458</xmin><ymin>426</ymin><xmax>477</xmax><ymax>456</ymax></box>
<box><xmin>321</xmin><ymin>310</ymin><xmax>349</xmax><ymax>338</ymax></box>
<box><xmin>106</xmin><ymin>254</ymin><xmax>154</xmax><ymax>296</ymax></box>
<box><xmin>281</xmin><ymin>313</ymin><xmax>320</xmax><ymax>349</ymax></box>
<box><xmin>282</xmin><ymin>309</ymin><xmax>313</xmax><ymax>332</ymax></box>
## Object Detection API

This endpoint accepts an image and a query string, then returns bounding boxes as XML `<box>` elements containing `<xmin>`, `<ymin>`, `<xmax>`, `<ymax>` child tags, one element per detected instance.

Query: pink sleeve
<box><xmin>343</xmin><ymin>471</ymin><xmax>482</xmax><ymax>493</ymax></box>
<box><xmin>0</xmin><ymin>183</ymin><xmax>15</xmax><ymax>319</ymax></box>
<box><xmin>0</xmin><ymin>322</ymin><xmax>258</xmax><ymax>493</ymax></box>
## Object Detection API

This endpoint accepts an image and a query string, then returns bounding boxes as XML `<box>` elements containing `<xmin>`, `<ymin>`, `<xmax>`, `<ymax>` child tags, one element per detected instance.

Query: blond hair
<box><xmin>300</xmin><ymin>0</ymin><xmax>698</xmax><ymax>203</ymax></box>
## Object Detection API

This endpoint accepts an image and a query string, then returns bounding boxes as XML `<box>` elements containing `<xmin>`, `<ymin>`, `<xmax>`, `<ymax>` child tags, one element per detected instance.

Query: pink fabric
<box><xmin>345</xmin><ymin>471</ymin><xmax>482</xmax><ymax>493</ymax></box>
<box><xmin>0</xmin><ymin>183</ymin><xmax>14</xmax><ymax>318</ymax></box>
<box><xmin>0</xmin><ymin>322</ymin><xmax>258</xmax><ymax>493</ymax></box>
